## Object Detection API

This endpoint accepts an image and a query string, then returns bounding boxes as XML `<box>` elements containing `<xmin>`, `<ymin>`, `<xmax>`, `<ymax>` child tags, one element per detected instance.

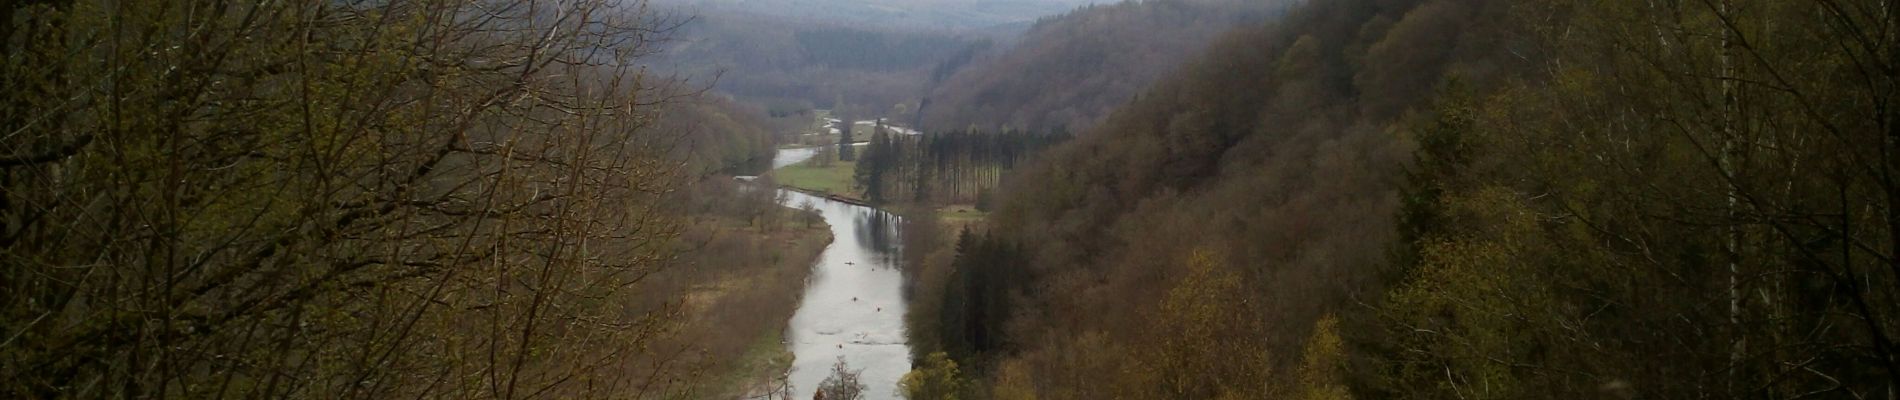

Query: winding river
<box><xmin>773</xmin><ymin>148</ymin><xmax>910</xmax><ymax>399</ymax></box>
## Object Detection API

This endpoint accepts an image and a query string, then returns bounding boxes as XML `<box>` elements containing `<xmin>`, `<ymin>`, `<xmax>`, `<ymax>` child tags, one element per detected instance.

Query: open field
<box><xmin>774</xmin><ymin>159</ymin><xmax>858</xmax><ymax>196</ymax></box>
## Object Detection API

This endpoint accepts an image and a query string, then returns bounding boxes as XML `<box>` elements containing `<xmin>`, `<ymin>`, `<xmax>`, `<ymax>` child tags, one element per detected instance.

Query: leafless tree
<box><xmin>1</xmin><ymin>0</ymin><xmax>709</xmax><ymax>398</ymax></box>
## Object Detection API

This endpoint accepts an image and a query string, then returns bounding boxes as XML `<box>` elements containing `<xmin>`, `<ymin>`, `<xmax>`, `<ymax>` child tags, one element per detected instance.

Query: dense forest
<box><xmin>655</xmin><ymin>97</ymin><xmax>780</xmax><ymax>177</ymax></box>
<box><xmin>916</xmin><ymin>0</ymin><xmax>1287</xmax><ymax>132</ymax></box>
<box><xmin>652</xmin><ymin>0</ymin><xmax>1095</xmax><ymax>32</ymax></box>
<box><xmin>653</xmin><ymin>11</ymin><xmax>990</xmax><ymax>121</ymax></box>
<box><xmin>901</xmin><ymin>0</ymin><xmax>1900</xmax><ymax>398</ymax></box>
<box><xmin>10</xmin><ymin>0</ymin><xmax>1900</xmax><ymax>398</ymax></box>
<box><xmin>852</xmin><ymin>128</ymin><xmax>1068</xmax><ymax>205</ymax></box>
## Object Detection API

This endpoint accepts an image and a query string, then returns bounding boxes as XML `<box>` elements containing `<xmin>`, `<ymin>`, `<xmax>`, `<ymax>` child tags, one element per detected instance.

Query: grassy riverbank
<box><xmin>653</xmin><ymin>204</ymin><xmax>831</xmax><ymax>399</ymax></box>
<box><xmin>774</xmin><ymin>158</ymin><xmax>858</xmax><ymax>197</ymax></box>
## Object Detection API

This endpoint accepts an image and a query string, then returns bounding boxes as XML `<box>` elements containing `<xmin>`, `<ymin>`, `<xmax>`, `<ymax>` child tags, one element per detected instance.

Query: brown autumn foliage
<box><xmin>910</xmin><ymin>0</ymin><xmax>1900</xmax><ymax>397</ymax></box>
<box><xmin>656</xmin><ymin>11</ymin><xmax>990</xmax><ymax>122</ymax></box>
<box><xmin>648</xmin><ymin>174</ymin><xmax>832</xmax><ymax>398</ymax></box>
<box><xmin>0</xmin><ymin>0</ymin><xmax>827</xmax><ymax>398</ymax></box>
<box><xmin>911</xmin><ymin>0</ymin><xmax>1527</xmax><ymax>397</ymax></box>
<box><xmin>917</xmin><ymin>0</ymin><xmax>1289</xmax><ymax>133</ymax></box>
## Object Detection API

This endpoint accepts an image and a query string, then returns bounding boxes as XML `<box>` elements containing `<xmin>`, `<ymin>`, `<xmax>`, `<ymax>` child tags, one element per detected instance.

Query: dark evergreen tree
<box><xmin>838</xmin><ymin>115</ymin><xmax>857</xmax><ymax>162</ymax></box>
<box><xmin>850</xmin><ymin>129</ymin><xmax>1068</xmax><ymax>205</ymax></box>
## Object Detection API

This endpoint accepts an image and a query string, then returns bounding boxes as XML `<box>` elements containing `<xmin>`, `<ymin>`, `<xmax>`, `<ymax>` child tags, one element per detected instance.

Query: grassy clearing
<box><xmin>773</xmin><ymin>159</ymin><xmax>858</xmax><ymax>196</ymax></box>
<box><xmin>937</xmin><ymin>204</ymin><xmax>988</xmax><ymax>225</ymax></box>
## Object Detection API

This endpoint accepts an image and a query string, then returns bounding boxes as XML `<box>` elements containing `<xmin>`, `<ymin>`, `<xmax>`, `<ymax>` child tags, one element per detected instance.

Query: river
<box><xmin>773</xmin><ymin>147</ymin><xmax>911</xmax><ymax>399</ymax></box>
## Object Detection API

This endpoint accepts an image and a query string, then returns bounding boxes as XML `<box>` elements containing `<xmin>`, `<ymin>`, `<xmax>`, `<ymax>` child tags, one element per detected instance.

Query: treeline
<box><xmin>851</xmin><ymin>128</ymin><xmax>1069</xmax><ymax>205</ymax></box>
<box><xmin>905</xmin><ymin>0</ymin><xmax>1900</xmax><ymax>398</ymax></box>
<box><xmin>919</xmin><ymin>228</ymin><xmax>1027</xmax><ymax>369</ymax></box>
<box><xmin>794</xmin><ymin>27</ymin><xmax>975</xmax><ymax>71</ymax></box>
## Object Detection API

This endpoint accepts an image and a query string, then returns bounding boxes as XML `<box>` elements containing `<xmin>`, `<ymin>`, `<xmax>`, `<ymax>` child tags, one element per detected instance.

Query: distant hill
<box><xmin>916</xmin><ymin>0</ymin><xmax>1287</xmax><ymax>133</ymax></box>
<box><xmin>655</xmin><ymin>0</ymin><xmax>1098</xmax><ymax>32</ymax></box>
<box><xmin>647</xmin><ymin>9</ymin><xmax>993</xmax><ymax>121</ymax></box>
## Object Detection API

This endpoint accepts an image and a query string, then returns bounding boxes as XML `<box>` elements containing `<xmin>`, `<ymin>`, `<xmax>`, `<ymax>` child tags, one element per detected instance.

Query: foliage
<box><xmin>908</xmin><ymin>0</ymin><xmax>1524</xmax><ymax>396</ymax></box>
<box><xmin>853</xmin><ymin>128</ymin><xmax>1068</xmax><ymax>205</ymax></box>
<box><xmin>920</xmin><ymin>0</ymin><xmax>1292</xmax><ymax>132</ymax></box>
<box><xmin>655</xmin><ymin>98</ymin><xmax>779</xmax><ymax>178</ymax></box>
<box><xmin>898</xmin><ymin>0</ymin><xmax>1900</xmax><ymax>397</ymax></box>
<box><xmin>935</xmin><ymin>227</ymin><xmax>1028</xmax><ymax>364</ymax></box>
<box><xmin>1145</xmin><ymin>250</ymin><xmax>1273</xmax><ymax>398</ymax></box>
<box><xmin>1360</xmin><ymin>0</ymin><xmax>1900</xmax><ymax>397</ymax></box>
<box><xmin>0</xmin><ymin>0</ymin><xmax>743</xmax><ymax>397</ymax></box>
<box><xmin>1295</xmin><ymin>315</ymin><xmax>1351</xmax><ymax>400</ymax></box>
<box><xmin>839</xmin><ymin>117</ymin><xmax>859</xmax><ymax>162</ymax></box>
<box><xmin>662</xmin><ymin>178</ymin><xmax>834</xmax><ymax>398</ymax></box>
<box><xmin>988</xmin><ymin>359</ymin><xmax>1040</xmax><ymax>400</ymax></box>
<box><xmin>898</xmin><ymin>352</ymin><xmax>967</xmax><ymax>400</ymax></box>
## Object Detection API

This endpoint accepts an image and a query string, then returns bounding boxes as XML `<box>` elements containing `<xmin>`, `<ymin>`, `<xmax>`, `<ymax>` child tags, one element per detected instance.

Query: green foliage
<box><xmin>989</xmin><ymin>359</ymin><xmax>1040</xmax><ymax>400</ymax></box>
<box><xmin>899</xmin><ymin>352</ymin><xmax>967</xmax><ymax>400</ymax></box>
<box><xmin>658</xmin><ymin>99</ymin><xmax>778</xmax><ymax>177</ymax></box>
<box><xmin>1373</xmin><ymin>187</ymin><xmax>1557</xmax><ymax>398</ymax></box>
<box><xmin>936</xmin><ymin>227</ymin><xmax>1024</xmax><ymax>363</ymax></box>
<box><xmin>1392</xmin><ymin>81</ymin><xmax>1478</xmax><ymax>279</ymax></box>
<box><xmin>777</xmin><ymin>159</ymin><xmax>860</xmax><ymax>196</ymax></box>
<box><xmin>1295</xmin><ymin>316</ymin><xmax>1352</xmax><ymax>400</ymax></box>
<box><xmin>1147</xmin><ymin>250</ymin><xmax>1273</xmax><ymax>398</ymax></box>
<box><xmin>1359</xmin><ymin>0</ymin><xmax>1900</xmax><ymax>397</ymax></box>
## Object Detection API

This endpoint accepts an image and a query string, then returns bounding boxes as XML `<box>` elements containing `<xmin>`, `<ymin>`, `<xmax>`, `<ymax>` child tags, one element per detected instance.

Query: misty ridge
<box><xmin>4</xmin><ymin>0</ymin><xmax>1898</xmax><ymax>399</ymax></box>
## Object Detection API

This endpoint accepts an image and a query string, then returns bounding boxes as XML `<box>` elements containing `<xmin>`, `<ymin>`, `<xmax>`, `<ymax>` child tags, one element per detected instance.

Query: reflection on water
<box><xmin>855</xmin><ymin>210</ymin><xmax>901</xmax><ymax>264</ymax></box>
<box><xmin>775</xmin><ymin>146</ymin><xmax>910</xmax><ymax>400</ymax></box>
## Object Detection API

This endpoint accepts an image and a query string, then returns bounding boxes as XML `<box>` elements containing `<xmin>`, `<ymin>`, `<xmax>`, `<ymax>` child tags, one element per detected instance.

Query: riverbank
<box><xmin>776</xmin><ymin>189</ymin><xmax>913</xmax><ymax>400</ymax></box>
<box><xmin>773</xmin><ymin>155</ymin><xmax>992</xmax><ymax>217</ymax></box>
<box><xmin>772</xmin><ymin>144</ymin><xmax>916</xmax><ymax>398</ymax></box>
<box><xmin>663</xmin><ymin>210</ymin><xmax>832</xmax><ymax>399</ymax></box>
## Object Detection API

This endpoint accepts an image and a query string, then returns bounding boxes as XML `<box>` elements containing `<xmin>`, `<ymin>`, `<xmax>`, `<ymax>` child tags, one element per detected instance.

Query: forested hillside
<box><xmin>852</xmin><ymin>129</ymin><xmax>1068</xmax><ymax>205</ymax></box>
<box><xmin>654</xmin><ymin>11</ymin><xmax>989</xmax><ymax>119</ymax></box>
<box><xmin>909</xmin><ymin>0</ymin><xmax>1900</xmax><ymax>397</ymax></box>
<box><xmin>916</xmin><ymin>0</ymin><xmax>1286</xmax><ymax>132</ymax></box>
<box><xmin>918</xmin><ymin>0</ymin><xmax>1520</xmax><ymax>395</ymax></box>
<box><xmin>11</xmin><ymin>0</ymin><xmax>1897</xmax><ymax>397</ymax></box>
<box><xmin>656</xmin><ymin>97</ymin><xmax>779</xmax><ymax>177</ymax></box>
<box><xmin>654</xmin><ymin>0</ymin><xmax>1094</xmax><ymax>32</ymax></box>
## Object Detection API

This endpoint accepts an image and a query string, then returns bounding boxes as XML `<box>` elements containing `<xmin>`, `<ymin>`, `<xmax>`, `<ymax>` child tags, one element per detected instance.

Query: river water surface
<box><xmin>773</xmin><ymin>148</ymin><xmax>910</xmax><ymax>399</ymax></box>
